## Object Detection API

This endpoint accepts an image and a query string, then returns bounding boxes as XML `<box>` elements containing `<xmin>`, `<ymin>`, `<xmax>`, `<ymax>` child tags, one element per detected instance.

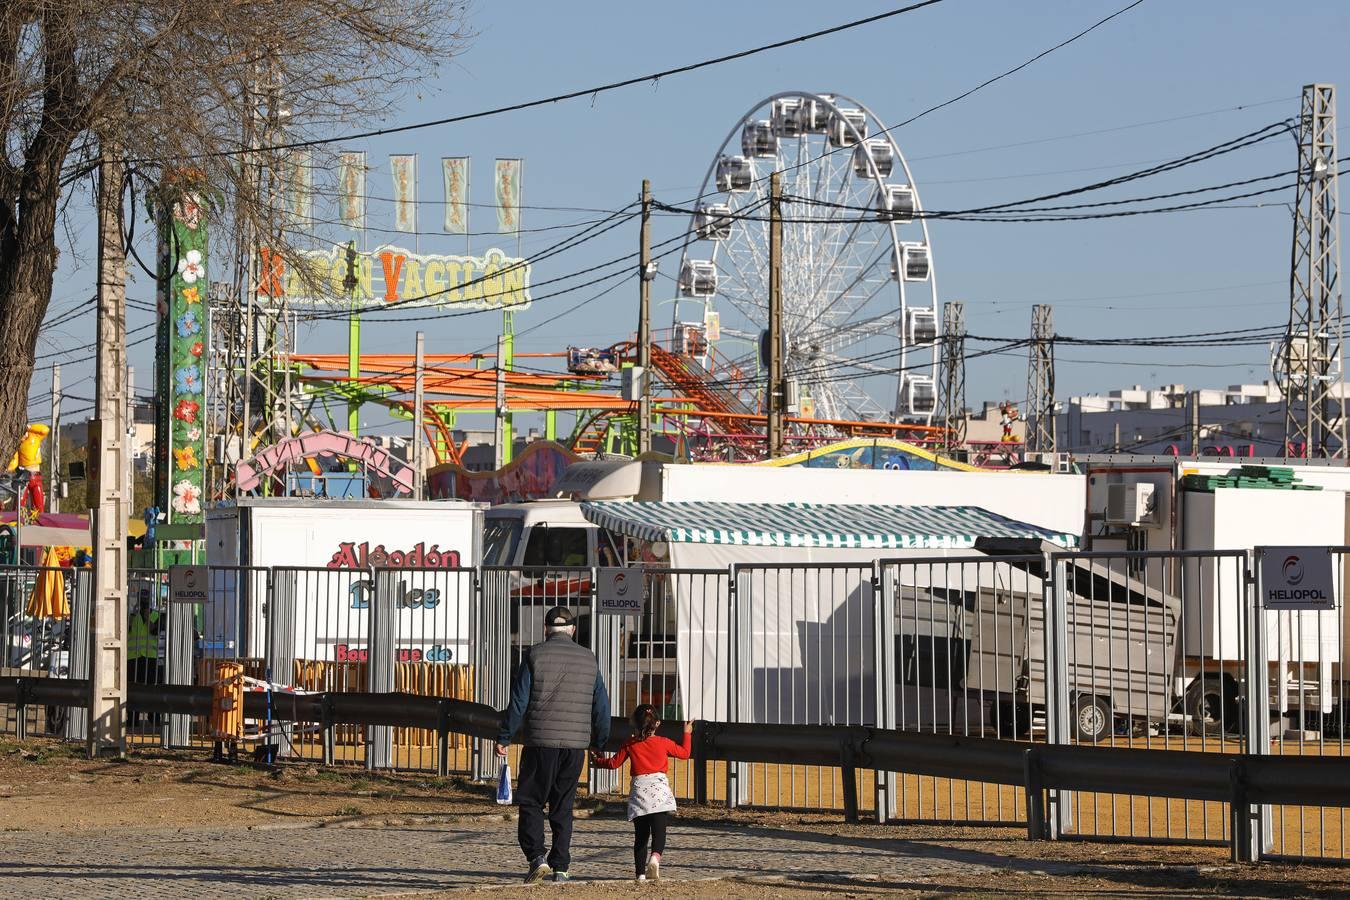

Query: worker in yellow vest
<box><xmin>128</xmin><ymin>588</ymin><xmax>161</xmax><ymax>729</ymax></box>
<box><xmin>128</xmin><ymin>589</ymin><xmax>161</xmax><ymax>685</ymax></box>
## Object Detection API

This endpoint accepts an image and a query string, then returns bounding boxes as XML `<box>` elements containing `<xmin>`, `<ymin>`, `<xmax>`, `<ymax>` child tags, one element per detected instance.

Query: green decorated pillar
<box><xmin>155</xmin><ymin>184</ymin><xmax>207</xmax><ymax>527</ymax></box>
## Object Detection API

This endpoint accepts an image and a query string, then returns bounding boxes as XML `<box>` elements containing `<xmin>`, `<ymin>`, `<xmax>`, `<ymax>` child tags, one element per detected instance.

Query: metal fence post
<box><xmin>590</xmin><ymin>566</ymin><xmax>622</xmax><ymax>797</ymax></box>
<box><xmin>66</xmin><ymin>569</ymin><xmax>92</xmax><ymax>742</ymax></box>
<box><xmin>265</xmin><ymin>568</ymin><xmax>297</xmax><ymax>758</ymax></box>
<box><xmin>1024</xmin><ymin>747</ymin><xmax>1046</xmax><ymax>840</ymax></box>
<box><xmin>1042</xmin><ymin>553</ymin><xmax>1072</xmax><ymax>839</ymax></box>
<box><xmin>1245</xmin><ymin>549</ymin><xmax>1271</xmax><ymax>860</ymax></box>
<box><xmin>872</xmin><ymin>561</ymin><xmax>896</xmax><ymax>823</ymax></box>
<box><xmin>726</xmin><ymin>565</ymin><xmax>741</xmax><ymax>810</ymax></box>
<box><xmin>368</xmin><ymin>568</ymin><xmax>399</xmax><ymax>771</ymax></box>
<box><xmin>161</xmin><ymin>588</ymin><xmax>193</xmax><ymax>749</ymax></box>
<box><xmin>474</xmin><ymin>569</ymin><xmax>505</xmax><ymax>783</ymax></box>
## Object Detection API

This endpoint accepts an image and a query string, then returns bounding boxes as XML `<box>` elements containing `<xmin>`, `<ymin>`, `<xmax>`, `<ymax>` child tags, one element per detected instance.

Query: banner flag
<box><xmin>442</xmin><ymin>157</ymin><xmax>469</xmax><ymax>234</ymax></box>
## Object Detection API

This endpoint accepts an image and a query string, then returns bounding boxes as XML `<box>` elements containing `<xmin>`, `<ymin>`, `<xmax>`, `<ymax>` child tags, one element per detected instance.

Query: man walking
<box><xmin>497</xmin><ymin>606</ymin><xmax>611</xmax><ymax>883</ymax></box>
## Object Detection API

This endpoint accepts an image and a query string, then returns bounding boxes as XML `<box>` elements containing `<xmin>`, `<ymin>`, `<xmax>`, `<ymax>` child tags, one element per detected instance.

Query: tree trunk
<box><xmin>0</xmin><ymin>5</ymin><xmax>83</xmax><ymax>455</ymax></box>
<box><xmin>0</xmin><ymin>162</ymin><xmax>66</xmax><ymax>454</ymax></box>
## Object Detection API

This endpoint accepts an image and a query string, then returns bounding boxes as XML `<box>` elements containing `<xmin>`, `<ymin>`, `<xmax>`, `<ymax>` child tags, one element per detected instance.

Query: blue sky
<box><xmin>33</xmin><ymin>0</ymin><xmax>1350</xmax><ymax>434</ymax></box>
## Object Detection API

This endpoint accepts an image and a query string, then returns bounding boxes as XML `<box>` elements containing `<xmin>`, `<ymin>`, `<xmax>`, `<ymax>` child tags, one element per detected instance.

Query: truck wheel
<box><xmin>1184</xmin><ymin>676</ymin><xmax>1239</xmax><ymax>738</ymax></box>
<box><xmin>1073</xmin><ymin>695</ymin><xmax>1111</xmax><ymax>743</ymax></box>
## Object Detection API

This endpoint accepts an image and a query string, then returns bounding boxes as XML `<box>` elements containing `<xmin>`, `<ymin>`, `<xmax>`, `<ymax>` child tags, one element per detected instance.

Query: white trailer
<box><xmin>204</xmin><ymin>498</ymin><xmax>485</xmax><ymax>669</ymax></box>
<box><xmin>1080</xmin><ymin>455</ymin><xmax>1350</xmax><ymax>733</ymax></box>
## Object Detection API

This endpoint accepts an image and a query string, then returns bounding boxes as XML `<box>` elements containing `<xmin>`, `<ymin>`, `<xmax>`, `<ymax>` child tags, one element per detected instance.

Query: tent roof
<box><xmin>580</xmin><ymin>501</ymin><xmax>1078</xmax><ymax>550</ymax></box>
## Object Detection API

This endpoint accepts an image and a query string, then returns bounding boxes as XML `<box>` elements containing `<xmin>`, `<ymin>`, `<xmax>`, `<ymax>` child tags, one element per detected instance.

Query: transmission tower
<box><xmin>204</xmin><ymin>62</ymin><xmax>298</xmax><ymax>500</ymax></box>
<box><xmin>937</xmin><ymin>301</ymin><xmax>966</xmax><ymax>456</ymax></box>
<box><xmin>1280</xmin><ymin>84</ymin><xmax>1345</xmax><ymax>458</ymax></box>
<box><xmin>1025</xmin><ymin>304</ymin><xmax>1056</xmax><ymax>455</ymax></box>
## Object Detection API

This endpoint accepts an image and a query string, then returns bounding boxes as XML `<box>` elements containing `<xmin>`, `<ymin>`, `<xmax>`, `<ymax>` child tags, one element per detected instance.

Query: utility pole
<box><xmin>126</xmin><ymin>365</ymin><xmax>135</xmax><ymax>488</ymax></box>
<box><xmin>1025</xmin><ymin>304</ymin><xmax>1056</xmax><ymax>456</ymax></box>
<box><xmin>50</xmin><ymin>364</ymin><xmax>61</xmax><ymax>514</ymax></box>
<box><xmin>766</xmin><ymin>171</ymin><xmax>785</xmax><ymax>458</ymax></box>
<box><xmin>1281</xmin><ymin>84</ymin><xmax>1345</xmax><ymax>458</ymax></box>
<box><xmin>1113</xmin><ymin>421</ymin><xmax>1121</xmax><ymax>453</ymax></box>
<box><xmin>494</xmin><ymin>334</ymin><xmax>508</xmax><ymax>470</ymax></box>
<box><xmin>937</xmin><ymin>301</ymin><xmax>966</xmax><ymax>457</ymax></box>
<box><xmin>90</xmin><ymin>144</ymin><xmax>129</xmax><ymax>757</ymax></box>
<box><xmin>412</xmin><ymin>332</ymin><xmax>425</xmax><ymax>500</ymax></box>
<box><xmin>1191</xmin><ymin>392</ymin><xmax>1202</xmax><ymax>454</ymax></box>
<box><xmin>637</xmin><ymin>180</ymin><xmax>653</xmax><ymax>455</ymax></box>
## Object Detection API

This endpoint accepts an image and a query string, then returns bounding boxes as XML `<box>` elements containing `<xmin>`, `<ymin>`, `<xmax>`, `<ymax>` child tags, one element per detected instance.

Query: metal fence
<box><xmin>4</xmin><ymin>547</ymin><xmax>1349</xmax><ymax>864</ymax></box>
<box><xmin>0</xmin><ymin>566</ymin><xmax>89</xmax><ymax>741</ymax></box>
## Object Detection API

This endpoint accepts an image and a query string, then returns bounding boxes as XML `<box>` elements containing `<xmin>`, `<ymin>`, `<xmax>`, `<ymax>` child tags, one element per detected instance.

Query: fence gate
<box><xmin>879</xmin><ymin>554</ymin><xmax>1044</xmax><ymax>826</ymax></box>
<box><xmin>1251</xmin><ymin>546</ymin><xmax>1349</xmax><ymax>863</ymax></box>
<box><xmin>603</xmin><ymin>568</ymin><xmax>732</xmax><ymax>804</ymax></box>
<box><xmin>1049</xmin><ymin>550</ymin><xmax>1248</xmax><ymax>846</ymax></box>
<box><xmin>730</xmin><ymin>563</ymin><xmax>878</xmax><ymax>815</ymax></box>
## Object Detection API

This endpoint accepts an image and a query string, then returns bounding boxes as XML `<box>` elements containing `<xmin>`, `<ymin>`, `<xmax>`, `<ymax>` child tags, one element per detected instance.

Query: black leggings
<box><xmin>633</xmin><ymin>812</ymin><xmax>670</xmax><ymax>874</ymax></box>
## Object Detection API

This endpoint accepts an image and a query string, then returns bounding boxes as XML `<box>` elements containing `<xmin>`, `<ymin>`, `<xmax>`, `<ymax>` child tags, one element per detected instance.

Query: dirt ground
<box><xmin>1</xmin><ymin>737</ymin><xmax>1347</xmax><ymax>898</ymax></box>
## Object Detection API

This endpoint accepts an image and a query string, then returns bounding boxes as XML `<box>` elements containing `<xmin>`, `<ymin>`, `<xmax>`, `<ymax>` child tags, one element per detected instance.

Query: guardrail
<box><xmin>6</xmin><ymin>676</ymin><xmax>1349</xmax><ymax>864</ymax></box>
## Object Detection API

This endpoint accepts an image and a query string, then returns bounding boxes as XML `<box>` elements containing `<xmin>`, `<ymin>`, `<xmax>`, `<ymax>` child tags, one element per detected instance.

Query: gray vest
<box><xmin>522</xmin><ymin>633</ymin><xmax>599</xmax><ymax>749</ymax></box>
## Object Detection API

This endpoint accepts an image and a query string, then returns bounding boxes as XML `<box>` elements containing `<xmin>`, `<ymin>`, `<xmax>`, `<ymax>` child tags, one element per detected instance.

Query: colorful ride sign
<box><xmin>259</xmin><ymin>243</ymin><xmax>531</xmax><ymax>311</ymax></box>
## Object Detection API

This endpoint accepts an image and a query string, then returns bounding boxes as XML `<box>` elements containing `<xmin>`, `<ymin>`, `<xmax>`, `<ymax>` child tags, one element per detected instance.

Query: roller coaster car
<box><xmin>567</xmin><ymin>347</ymin><xmax>619</xmax><ymax>375</ymax></box>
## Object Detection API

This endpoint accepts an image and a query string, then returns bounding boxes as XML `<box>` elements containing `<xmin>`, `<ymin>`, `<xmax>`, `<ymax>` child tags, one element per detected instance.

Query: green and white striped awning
<box><xmin>580</xmin><ymin>501</ymin><xmax>1078</xmax><ymax>550</ymax></box>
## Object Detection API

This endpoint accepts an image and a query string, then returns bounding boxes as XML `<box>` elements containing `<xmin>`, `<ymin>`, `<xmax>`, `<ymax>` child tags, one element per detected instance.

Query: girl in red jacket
<box><xmin>591</xmin><ymin>704</ymin><xmax>692</xmax><ymax>882</ymax></box>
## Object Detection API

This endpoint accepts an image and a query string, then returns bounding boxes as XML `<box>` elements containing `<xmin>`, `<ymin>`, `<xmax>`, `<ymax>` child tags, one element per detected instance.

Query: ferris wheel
<box><xmin>674</xmin><ymin>91</ymin><xmax>939</xmax><ymax>425</ymax></box>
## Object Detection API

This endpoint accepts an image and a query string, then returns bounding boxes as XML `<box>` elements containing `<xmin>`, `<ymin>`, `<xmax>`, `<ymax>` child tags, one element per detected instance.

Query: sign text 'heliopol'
<box><xmin>1260</xmin><ymin>546</ymin><xmax>1337</xmax><ymax>611</ymax></box>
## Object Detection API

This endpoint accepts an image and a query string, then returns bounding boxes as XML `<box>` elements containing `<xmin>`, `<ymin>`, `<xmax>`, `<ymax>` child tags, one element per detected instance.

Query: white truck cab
<box><xmin>483</xmin><ymin>500</ymin><xmax>616</xmax><ymax>568</ymax></box>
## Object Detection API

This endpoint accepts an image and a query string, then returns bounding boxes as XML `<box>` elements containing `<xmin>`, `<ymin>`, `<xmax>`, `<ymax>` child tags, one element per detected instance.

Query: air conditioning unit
<box><xmin>1105</xmin><ymin>482</ymin><xmax>1157</xmax><ymax>526</ymax></box>
<box><xmin>621</xmin><ymin>366</ymin><xmax>646</xmax><ymax>401</ymax></box>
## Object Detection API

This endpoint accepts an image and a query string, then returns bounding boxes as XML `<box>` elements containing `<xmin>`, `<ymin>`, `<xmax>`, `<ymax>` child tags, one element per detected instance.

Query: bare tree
<box><xmin>0</xmin><ymin>1</ymin><xmax>468</xmax><ymax>452</ymax></box>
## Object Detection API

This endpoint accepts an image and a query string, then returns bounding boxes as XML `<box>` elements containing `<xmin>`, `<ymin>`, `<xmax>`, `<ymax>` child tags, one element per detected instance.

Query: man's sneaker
<box><xmin>524</xmin><ymin>859</ymin><xmax>552</xmax><ymax>883</ymax></box>
<box><xmin>552</xmin><ymin>870</ymin><xmax>570</xmax><ymax>882</ymax></box>
<box><xmin>635</xmin><ymin>874</ymin><xmax>647</xmax><ymax>883</ymax></box>
<box><xmin>644</xmin><ymin>857</ymin><xmax>660</xmax><ymax>882</ymax></box>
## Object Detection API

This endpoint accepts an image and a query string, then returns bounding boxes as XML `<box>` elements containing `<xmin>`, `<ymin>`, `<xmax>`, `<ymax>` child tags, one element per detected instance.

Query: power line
<box><xmin>909</xmin><ymin>96</ymin><xmax>1296</xmax><ymax>164</ymax></box>
<box><xmin>767</xmin><ymin>0</ymin><xmax>1149</xmax><ymax>183</ymax></box>
<box><xmin>126</xmin><ymin>1</ymin><xmax>951</xmax><ymax>164</ymax></box>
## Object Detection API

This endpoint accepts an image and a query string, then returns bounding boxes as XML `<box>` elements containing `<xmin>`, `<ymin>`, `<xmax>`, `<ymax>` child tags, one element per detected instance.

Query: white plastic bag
<box><xmin>496</xmin><ymin>762</ymin><xmax>513</xmax><ymax>805</ymax></box>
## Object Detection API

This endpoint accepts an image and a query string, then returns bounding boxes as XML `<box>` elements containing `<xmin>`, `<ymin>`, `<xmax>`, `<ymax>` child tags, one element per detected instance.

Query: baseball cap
<box><xmin>543</xmin><ymin>606</ymin><xmax>575</xmax><ymax>627</ymax></box>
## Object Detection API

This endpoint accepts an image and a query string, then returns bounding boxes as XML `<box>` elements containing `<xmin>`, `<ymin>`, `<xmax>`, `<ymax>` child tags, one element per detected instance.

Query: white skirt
<box><xmin>627</xmin><ymin>772</ymin><xmax>677</xmax><ymax>821</ymax></box>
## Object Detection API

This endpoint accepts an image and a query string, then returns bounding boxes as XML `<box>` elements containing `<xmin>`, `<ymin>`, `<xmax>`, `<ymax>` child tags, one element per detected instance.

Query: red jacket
<box><xmin>593</xmin><ymin>732</ymin><xmax>692</xmax><ymax>776</ymax></box>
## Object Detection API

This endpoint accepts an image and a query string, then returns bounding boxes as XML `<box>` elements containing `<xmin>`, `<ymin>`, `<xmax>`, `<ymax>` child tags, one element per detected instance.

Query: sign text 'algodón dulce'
<box><xmin>326</xmin><ymin>542</ymin><xmax>461</xmax><ymax>570</ymax></box>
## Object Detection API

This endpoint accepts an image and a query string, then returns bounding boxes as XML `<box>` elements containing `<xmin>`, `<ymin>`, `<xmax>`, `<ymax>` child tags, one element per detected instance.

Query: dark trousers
<box><xmin>129</xmin><ymin>658</ymin><xmax>161</xmax><ymax>727</ymax></box>
<box><xmin>516</xmin><ymin>746</ymin><xmax>585</xmax><ymax>871</ymax></box>
<box><xmin>633</xmin><ymin>812</ymin><xmax>670</xmax><ymax>874</ymax></box>
<box><xmin>129</xmin><ymin>658</ymin><xmax>160</xmax><ymax>684</ymax></box>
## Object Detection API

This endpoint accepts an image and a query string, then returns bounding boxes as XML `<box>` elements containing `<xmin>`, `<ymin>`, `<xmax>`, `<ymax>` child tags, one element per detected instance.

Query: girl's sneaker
<box><xmin>644</xmin><ymin>857</ymin><xmax>660</xmax><ymax>882</ymax></box>
<box><xmin>635</xmin><ymin>874</ymin><xmax>647</xmax><ymax>883</ymax></box>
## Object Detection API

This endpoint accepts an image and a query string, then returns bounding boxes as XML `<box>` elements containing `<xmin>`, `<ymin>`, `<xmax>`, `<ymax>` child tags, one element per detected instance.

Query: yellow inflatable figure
<box><xmin>7</xmin><ymin>423</ymin><xmax>49</xmax><ymax>513</ymax></box>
